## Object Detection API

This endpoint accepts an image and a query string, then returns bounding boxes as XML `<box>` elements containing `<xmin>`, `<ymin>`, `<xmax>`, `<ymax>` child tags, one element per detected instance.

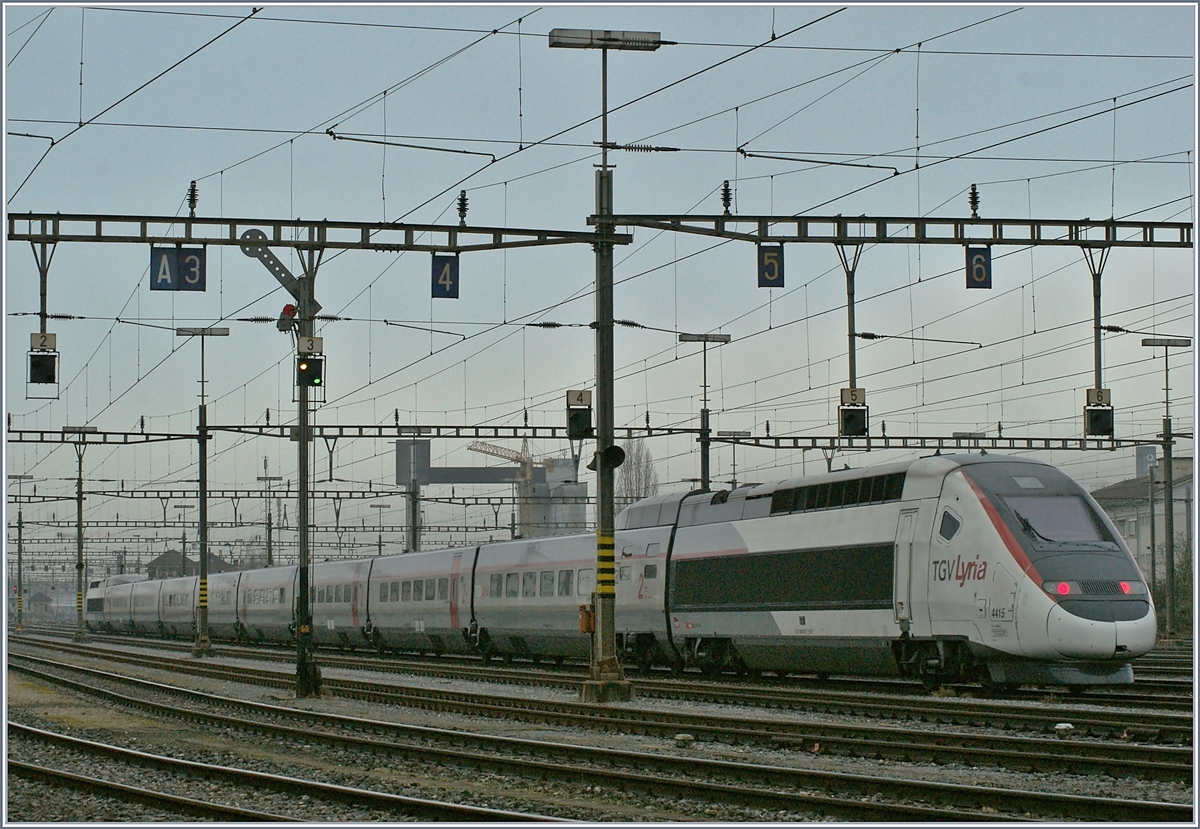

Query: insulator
<box><xmin>968</xmin><ymin>183</ymin><xmax>980</xmax><ymax>219</ymax></box>
<box><xmin>721</xmin><ymin>180</ymin><xmax>732</xmax><ymax>215</ymax></box>
<box><xmin>394</xmin><ymin>408</ymin><xmax>400</xmax><ymax>425</ymax></box>
<box><xmin>457</xmin><ymin>190</ymin><xmax>469</xmax><ymax>226</ymax></box>
<box><xmin>187</xmin><ymin>181</ymin><xmax>199</xmax><ymax>217</ymax></box>
<box><xmin>622</xmin><ymin>143</ymin><xmax>655</xmax><ymax>152</ymax></box>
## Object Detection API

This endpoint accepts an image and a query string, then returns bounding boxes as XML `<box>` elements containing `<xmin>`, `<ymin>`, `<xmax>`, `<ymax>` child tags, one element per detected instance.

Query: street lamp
<box><xmin>9</xmin><ymin>474</ymin><xmax>33</xmax><ymax>631</ymax></box>
<box><xmin>550</xmin><ymin>26</ymin><xmax>664</xmax><ymax>704</ymax></box>
<box><xmin>679</xmin><ymin>333</ymin><xmax>732</xmax><ymax>491</ymax></box>
<box><xmin>177</xmin><ymin>326</ymin><xmax>229</xmax><ymax>656</ymax></box>
<box><xmin>1141</xmin><ymin>335</ymin><xmax>1192</xmax><ymax>638</ymax></box>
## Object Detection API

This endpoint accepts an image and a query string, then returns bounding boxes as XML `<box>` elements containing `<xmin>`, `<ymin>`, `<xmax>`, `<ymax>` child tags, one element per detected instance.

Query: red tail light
<box><xmin>1056</xmin><ymin>582</ymin><xmax>1071</xmax><ymax>595</ymax></box>
<box><xmin>1120</xmin><ymin>581</ymin><xmax>1131</xmax><ymax>594</ymax></box>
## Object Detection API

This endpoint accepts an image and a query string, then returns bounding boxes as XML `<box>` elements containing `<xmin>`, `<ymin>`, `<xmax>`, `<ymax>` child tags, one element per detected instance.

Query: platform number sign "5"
<box><xmin>431</xmin><ymin>254</ymin><xmax>460</xmax><ymax>299</ymax></box>
<box><xmin>966</xmin><ymin>247</ymin><xmax>991</xmax><ymax>289</ymax></box>
<box><xmin>758</xmin><ymin>244</ymin><xmax>784</xmax><ymax>288</ymax></box>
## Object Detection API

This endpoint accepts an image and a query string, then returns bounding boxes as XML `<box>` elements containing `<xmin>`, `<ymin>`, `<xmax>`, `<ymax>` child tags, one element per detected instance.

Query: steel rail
<box><xmin>8</xmin><ymin>722</ymin><xmax>566</xmax><ymax>823</ymax></box>
<box><xmin>9</xmin><ymin>650</ymin><xmax>1193</xmax><ymax>821</ymax></box>
<box><xmin>6</xmin><ymin>758</ymin><xmax>295</xmax><ymax>822</ymax></box>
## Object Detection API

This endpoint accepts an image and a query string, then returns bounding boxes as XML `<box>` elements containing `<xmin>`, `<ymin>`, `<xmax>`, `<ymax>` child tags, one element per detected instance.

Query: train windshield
<box><xmin>961</xmin><ymin>461</ymin><xmax>1118</xmax><ymax>552</ymax></box>
<box><xmin>1004</xmin><ymin>495</ymin><xmax>1108</xmax><ymax>543</ymax></box>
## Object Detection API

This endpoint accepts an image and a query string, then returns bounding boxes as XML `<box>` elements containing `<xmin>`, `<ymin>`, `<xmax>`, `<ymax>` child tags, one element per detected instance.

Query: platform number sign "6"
<box><xmin>758</xmin><ymin>244</ymin><xmax>784</xmax><ymax>288</ymax></box>
<box><xmin>431</xmin><ymin>254</ymin><xmax>460</xmax><ymax>299</ymax></box>
<box><xmin>966</xmin><ymin>247</ymin><xmax>991</xmax><ymax>289</ymax></box>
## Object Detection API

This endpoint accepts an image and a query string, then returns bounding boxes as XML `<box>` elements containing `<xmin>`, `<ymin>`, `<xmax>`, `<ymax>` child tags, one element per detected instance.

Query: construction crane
<box><xmin>468</xmin><ymin>439</ymin><xmax>533</xmax><ymax>537</ymax></box>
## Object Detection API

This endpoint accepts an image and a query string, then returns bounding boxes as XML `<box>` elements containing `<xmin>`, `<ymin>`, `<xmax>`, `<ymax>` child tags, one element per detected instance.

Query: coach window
<box><xmin>316</xmin><ymin>586</ymin><xmax>325</xmax><ymax>604</ymax></box>
<box><xmin>644</xmin><ymin>564</ymin><xmax>658</xmax><ymax>579</ymax></box>
<box><xmin>344</xmin><ymin>584</ymin><xmax>352</xmax><ymax>603</ymax></box>
<box><xmin>938</xmin><ymin>510</ymin><xmax>962</xmax><ymax>543</ymax></box>
<box><xmin>577</xmin><ymin>568</ymin><xmax>594</xmax><ymax>597</ymax></box>
<box><xmin>489</xmin><ymin>574</ymin><xmax>503</xmax><ymax>598</ymax></box>
<box><xmin>619</xmin><ymin>565</ymin><xmax>631</xmax><ymax>581</ymax></box>
<box><xmin>421</xmin><ymin>578</ymin><xmax>433</xmax><ymax>600</ymax></box>
<box><xmin>505</xmin><ymin>573</ymin><xmax>519</xmax><ymax>598</ymax></box>
<box><xmin>557</xmin><ymin>569</ymin><xmax>574</xmax><ymax>597</ymax></box>
<box><xmin>519</xmin><ymin>572</ymin><xmax>535</xmax><ymax>598</ymax></box>
<box><xmin>400</xmin><ymin>581</ymin><xmax>410</xmax><ymax>601</ymax></box>
<box><xmin>379</xmin><ymin>583</ymin><xmax>388</xmax><ymax>602</ymax></box>
<box><xmin>540</xmin><ymin>571</ymin><xmax>555</xmax><ymax>597</ymax></box>
<box><xmin>437</xmin><ymin>578</ymin><xmax>449</xmax><ymax>601</ymax></box>
<box><xmin>333</xmin><ymin>584</ymin><xmax>341</xmax><ymax>603</ymax></box>
<box><xmin>389</xmin><ymin>581</ymin><xmax>398</xmax><ymax>601</ymax></box>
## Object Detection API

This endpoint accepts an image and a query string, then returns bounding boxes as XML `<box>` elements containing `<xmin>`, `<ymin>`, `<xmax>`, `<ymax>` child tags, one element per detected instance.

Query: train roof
<box><xmin>617</xmin><ymin>454</ymin><xmax>1052</xmax><ymax>530</ymax></box>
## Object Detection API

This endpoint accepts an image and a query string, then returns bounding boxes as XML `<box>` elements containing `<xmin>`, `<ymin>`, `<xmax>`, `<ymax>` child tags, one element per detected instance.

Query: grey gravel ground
<box><xmin>6</xmin><ymin>641</ymin><xmax>1193</xmax><ymax>821</ymax></box>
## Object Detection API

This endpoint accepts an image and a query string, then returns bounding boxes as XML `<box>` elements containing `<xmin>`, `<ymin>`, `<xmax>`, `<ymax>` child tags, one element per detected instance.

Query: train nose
<box><xmin>1046</xmin><ymin>603</ymin><xmax>1116</xmax><ymax>658</ymax></box>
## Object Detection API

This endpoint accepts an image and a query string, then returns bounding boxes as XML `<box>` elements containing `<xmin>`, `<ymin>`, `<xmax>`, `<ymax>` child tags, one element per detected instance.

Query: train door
<box><xmin>894</xmin><ymin>509</ymin><xmax>919</xmax><ymax>630</ymax></box>
<box><xmin>449</xmin><ymin>551</ymin><xmax>463</xmax><ymax>629</ymax></box>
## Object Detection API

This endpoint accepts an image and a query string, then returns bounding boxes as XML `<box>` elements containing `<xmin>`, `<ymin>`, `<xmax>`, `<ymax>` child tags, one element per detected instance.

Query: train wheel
<box><xmin>670</xmin><ymin>659</ymin><xmax>684</xmax><ymax>676</ymax></box>
<box><xmin>920</xmin><ymin>673</ymin><xmax>942</xmax><ymax>692</ymax></box>
<box><xmin>815</xmin><ymin>672</ymin><xmax>830</xmax><ymax>682</ymax></box>
<box><xmin>554</xmin><ymin>657</ymin><xmax>565</xmax><ymax>667</ymax></box>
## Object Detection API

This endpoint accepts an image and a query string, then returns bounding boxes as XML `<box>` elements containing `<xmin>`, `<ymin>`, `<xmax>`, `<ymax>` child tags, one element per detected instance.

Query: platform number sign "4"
<box><xmin>966</xmin><ymin>247</ymin><xmax>991</xmax><ymax>289</ymax></box>
<box><xmin>431</xmin><ymin>254</ymin><xmax>460</xmax><ymax>299</ymax></box>
<box><xmin>758</xmin><ymin>244</ymin><xmax>784</xmax><ymax>288</ymax></box>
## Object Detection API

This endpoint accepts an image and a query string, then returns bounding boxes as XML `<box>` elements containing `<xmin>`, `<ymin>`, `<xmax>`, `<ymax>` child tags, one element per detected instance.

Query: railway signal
<box><xmin>296</xmin><ymin>355</ymin><xmax>324</xmax><ymax>387</ymax></box>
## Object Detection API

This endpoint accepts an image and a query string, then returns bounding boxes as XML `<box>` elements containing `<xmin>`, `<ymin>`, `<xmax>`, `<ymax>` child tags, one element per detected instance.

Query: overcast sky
<box><xmin>4</xmin><ymin>3</ymin><xmax>1195</xmax><ymax>563</ymax></box>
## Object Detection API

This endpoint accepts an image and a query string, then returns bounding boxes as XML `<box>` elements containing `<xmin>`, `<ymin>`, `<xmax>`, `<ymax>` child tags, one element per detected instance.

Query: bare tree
<box><xmin>615</xmin><ymin>438</ymin><xmax>660</xmax><ymax>509</ymax></box>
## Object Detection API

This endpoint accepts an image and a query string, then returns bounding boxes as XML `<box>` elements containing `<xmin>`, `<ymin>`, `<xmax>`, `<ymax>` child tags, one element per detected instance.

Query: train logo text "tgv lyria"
<box><xmin>932</xmin><ymin>555</ymin><xmax>988</xmax><ymax>587</ymax></box>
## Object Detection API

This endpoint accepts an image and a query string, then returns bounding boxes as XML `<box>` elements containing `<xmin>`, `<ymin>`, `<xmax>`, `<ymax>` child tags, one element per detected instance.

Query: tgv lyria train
<box><xmin>87</xmin><ymin>454</ymin><xmax>1155</xmax><ymax>689</ymax></box>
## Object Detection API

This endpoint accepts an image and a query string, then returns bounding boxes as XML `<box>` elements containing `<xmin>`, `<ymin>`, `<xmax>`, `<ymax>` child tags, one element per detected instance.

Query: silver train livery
<box><xmin>86</xmin><ymin>454</ymin><xmax>1156</xmax><ymax>690</ymax></box>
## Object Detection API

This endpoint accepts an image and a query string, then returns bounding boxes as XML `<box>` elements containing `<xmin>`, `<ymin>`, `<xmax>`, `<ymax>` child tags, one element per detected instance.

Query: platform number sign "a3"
<box><xmin>431</xmin><ymin>254</ymin><xmax>460</xmax><ymax>299</ymax></box>
<box><xmin>150</xmin><ymin>247</ymin><xmax>206</xmax><ymax>291</ymax></box>
<box><xmin>966</xmin><ymin>247</ymin><xmax>991</xmax><ymax>289</ymax></box>
<box><xmin>758</xmin><ymin>244</ymin><xmax>784</xmax><ymax>288</ymax></box>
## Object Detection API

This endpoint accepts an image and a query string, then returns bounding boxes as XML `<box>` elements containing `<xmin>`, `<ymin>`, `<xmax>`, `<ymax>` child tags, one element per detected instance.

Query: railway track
<box><xmin>7</xmin><ymin>722</ymin><xmax>563</xmax><ymax>822</ymax></box>
<box><xmin>8</xmin><ymin>655</ymin><xmax>1191</xmax><ymax>822</ymax></box>
<box><xmin>26</xmin><ymin>629</ymin><xmax>1193</xmax><ymax>710</ymax></box>
<box><xmin>13</xmin><ymin>634</ymin><xmax>1191</xmax><ymax>745</ymax></box>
